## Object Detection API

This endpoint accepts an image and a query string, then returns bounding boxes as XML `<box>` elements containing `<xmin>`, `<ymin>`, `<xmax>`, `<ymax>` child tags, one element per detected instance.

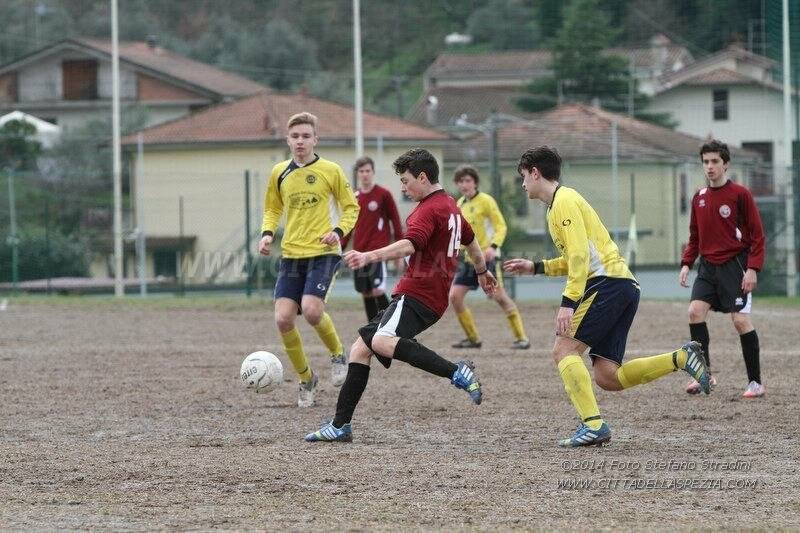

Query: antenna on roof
<box><xmin>146</xmin><ymin>34</ymin><xmax>158</xmax><ymax>50</ymax></box>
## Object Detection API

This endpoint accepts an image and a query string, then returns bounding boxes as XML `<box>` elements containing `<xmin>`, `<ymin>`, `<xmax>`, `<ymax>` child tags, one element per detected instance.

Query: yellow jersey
<box><xmin>261</xmin><ymin>155</ymin><xmax>359</xmax><ymax>259</ymax></box>
<box><xmin>543</xmin><ymin>186</ymin><xmax>635</xmax><ymax>305</ymax></box>
<box><xmin>457</xmin><ymin>191</ymin><xmax>507</xmax><ymax>263</ymax></box>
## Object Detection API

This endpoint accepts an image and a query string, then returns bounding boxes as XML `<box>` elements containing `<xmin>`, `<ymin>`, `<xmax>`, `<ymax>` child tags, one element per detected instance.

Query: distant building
<box><xmin>408</xmin><ymin>35</ymin><xmax>693</xmax><ymax>127</ymax></box>
<box><xmin>0</xmin><ymin>37</ymin><xmax>264</xmax><ymax>131</ymax></box>
<box><xmin>113</xmin><ymin>91</ymin><xmax>449</xmax><ymax>283</ymax></box>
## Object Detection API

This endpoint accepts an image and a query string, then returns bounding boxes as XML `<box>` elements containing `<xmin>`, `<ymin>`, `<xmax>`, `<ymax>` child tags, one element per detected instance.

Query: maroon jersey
<box><xmin>681</xmin><ymin>180</ymin><xmax>765</xmax><ymax>270</ymax></box>
<box><xmin>342</xmin><ymin>184</ymin><xmax>403</xmax><ymax>251</ymax></box>
<box><xmin>394</xmin><ymin>190</ymin><xmax>475</xmax><ymax>317</ymax></box>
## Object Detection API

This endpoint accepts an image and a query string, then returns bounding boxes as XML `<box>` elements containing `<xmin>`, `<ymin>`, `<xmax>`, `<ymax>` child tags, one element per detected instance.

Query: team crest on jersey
<box><xmin>368</xmin><ymin>200</ymin><xmax>379</xmax><ymax>211</ymax></box>
<box><xmin>306</xmin><ymin>174</ymin><xmax>316</xmax><ymax>184</ymax></box>
<box><xmin>719</xmin><ymin>204</ymin><xmax>731</xmax><ymax>218</ymax></box>
<box><xmin>699</xmin><ymin>199</ymin><xmax>706</xmax><ymax>207</ymax></box>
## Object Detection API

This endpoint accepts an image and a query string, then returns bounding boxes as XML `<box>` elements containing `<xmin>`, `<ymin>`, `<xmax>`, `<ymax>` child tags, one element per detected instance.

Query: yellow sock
<box><xmin>313</xmin><ymin>312</ymin><xmax>344</xmax><ymax>357</ymax></box>
<box><xmin>558</xmin><ymin>355</ymin><xmax>603</xmax><ymax>430</ymax></box>
<box><xmin>456</xmin><ymin>308</ymin><xmax>480</xmax><ymax>342</ymax></box>
<box><xmin>616</xmin><ymin>349</ymin><xmax>687</xmax><ymax>389</ymax></box>
<box><xmin>506</xmin><ymin>309</ymin><xmax>527</xmax><ymax>341</ymax></box>
<box><xmin>281</xmin><ymin>327</ymin><xmax>313</xmax><ymax>382</ymax></box>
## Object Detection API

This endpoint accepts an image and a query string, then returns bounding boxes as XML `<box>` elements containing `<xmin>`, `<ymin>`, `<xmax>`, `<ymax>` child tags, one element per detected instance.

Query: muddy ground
<box><xmin>1</xmin><ymin>297</ymin><xmax>797</xmax><ymax>529</ymax></box>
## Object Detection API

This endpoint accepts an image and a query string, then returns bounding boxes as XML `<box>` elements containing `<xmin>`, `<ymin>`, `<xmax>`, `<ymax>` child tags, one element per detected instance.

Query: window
<box><xmin>742</xmin><ymin>142</ymin><xmax>774</xmax><ymax>195</ymax></box>
<box><xmin>153</xmin><ymin>250</ymin><xmax>178</xmax><ymax>278</ymax></box>
<box><xmin>62</xmin><ymin>60</ymin><xmax>98</xmax><ymax>100</ymax></box>
<box><xmin>712</xmin><ymin>89</ymin><xmax>728</xmax><ymax>121</ymax></box>
<box><xmin>0</xmin><ymin>72</ymin><xmax>18</xmax><ymax>103</ymax></box>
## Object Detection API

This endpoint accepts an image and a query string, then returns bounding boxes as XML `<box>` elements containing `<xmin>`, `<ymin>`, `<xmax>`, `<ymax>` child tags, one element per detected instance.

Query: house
<box><xmin>444</xmin><ymin>103</ymin><xmax>761</xmax><ymax>266</ymax></box>
<box><xmin>115</xmin><ymin>91</ymin><xmax>449</xmax><ymax>283</ymax></box>
<box><xmin>408</xmin><ymin>35</ymin><xmax>693</xmax><ymax>127</ymax></box>
<box><xmin>647</xmin><ymin>44</ymin><xmax>798</xmax><ymax>176</ymax></box>
<box><xmin>0</xmin><ymin>37</ymin><xmax>264</xmax><ymax>131</ymax></box>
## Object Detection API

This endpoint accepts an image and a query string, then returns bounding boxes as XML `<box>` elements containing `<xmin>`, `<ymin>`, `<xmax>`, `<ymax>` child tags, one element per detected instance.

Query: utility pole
<box><xmin>353</xmin><ymin>0</ymin><xmax>364</xmax><ymax>159</ymax></box>
<box><xmin>111</xmin><ymin>0</ymin><xmax>124</xmax><ymax>297</ymax></box>
<box><xmin>782</xmin><ymin>0</ymin><xmax>797</xmax><ymax>296</ymax></box>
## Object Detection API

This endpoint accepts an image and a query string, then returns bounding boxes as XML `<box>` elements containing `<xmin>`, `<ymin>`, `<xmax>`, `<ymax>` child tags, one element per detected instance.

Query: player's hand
<box><xmin>258</xmin><ymin>235</ymin><xmax>273</xmax><ymax>256</ymax></box>
<box><xmin>320</xmin><ymin>231</ymin><xmax>340</xmax><ymax>246</ymax></box>
<box><xmin>679</xmin><ymin>265</ymin><xmax>690</xmax><ymax>287</ymax></box>
<box><xmin>344</xmin><ymin>250</ymin><xmax>371</xmax><ymax>269</ymax></box>
<box><xmin>503</xmin><ymin>258</ymin><xmax>534</xmax><ymax>275</ymax></box>
<box><xmin>556</xmin><ymin>306</ymin><xmax>574</xmax><ymax>336</ymax></box>
<box><xmin>478</xmin><ymin>269</ymin><xmax>497</xmax><ymax>297</ymax></box>
<box><xmin>742</xmin><ymin>268</ymin><xmax>757</xmax><ymax>293</ymax></box>
<box><xmin>483</xmin><ymin>246</ymin><xmax>497</xmax><ymax>263</ymax></box>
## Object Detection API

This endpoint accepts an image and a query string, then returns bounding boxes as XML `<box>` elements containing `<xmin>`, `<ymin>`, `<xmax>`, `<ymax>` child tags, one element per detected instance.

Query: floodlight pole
<box><xmin>782</xmin><ymin>0</ymin><xmax>797</xmax><ymax>296</ymax></box>
<box><xmin>111</xmin><ymin>0</ymin><xmax>124</xmax><ymax>297</ymax></box>
<box><xmin>353</xmin><ymin>0</ymin><xmax>364</xmax><ymax>165</ymax></box>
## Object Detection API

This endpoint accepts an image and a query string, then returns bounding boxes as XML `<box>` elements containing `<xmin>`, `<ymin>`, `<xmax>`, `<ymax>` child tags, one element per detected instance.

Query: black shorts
<box><xmin>453</xmin><ymin>259</ymin><xmax>503</xmax><ymax>290</ymax></box>
<box><xmin>691</xmin><ymin>252</ymin><xmax>752</xmax><ymax>314</ymax></box>
<box><xmin>566</xmin><ymin>276</ymin><xmax>641</xmax><ymax>365</ymax></box>
<box><xmin>353</xmin><ymin>261</ymin><xmax>387</xmax><ymax>294</ymax></box>
<box><xmin>358</xmin><ymin>294</ymin><xmax>439</xmax><ymax>368</ymax></box>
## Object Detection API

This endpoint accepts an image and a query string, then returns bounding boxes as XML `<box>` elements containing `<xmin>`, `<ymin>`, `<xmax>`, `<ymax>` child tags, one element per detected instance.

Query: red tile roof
<box><xmin>123</xmin><ymin>91</ymin><xmax>449</xmax><ymax>146</ymax></box>
<box><xmin>75</xmin><ymin>38</ymin><xmax>265</xmax><ymax>97</ymax></box>
<box><xmin>445</xmin><ymin>103</ymin><xmax>759</xmax><ymax>164</ymax></box>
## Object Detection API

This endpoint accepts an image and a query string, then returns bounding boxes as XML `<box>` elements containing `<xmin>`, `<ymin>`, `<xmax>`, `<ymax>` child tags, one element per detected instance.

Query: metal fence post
<box><xmin>244</xmin><ymin>170</ymin><xmax>253</xmax><ymax>298</ymax></box>
<box><xmin>7</xmin><ymin>171</ymin><xmax>19</xmax><ymax>293</ymax></box>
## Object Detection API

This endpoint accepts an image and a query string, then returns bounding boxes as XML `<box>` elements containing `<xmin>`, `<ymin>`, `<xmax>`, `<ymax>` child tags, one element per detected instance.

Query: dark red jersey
<box><xmin>681</xmin><ymin>180</ymin><xmax>765</xmax><ymax>270</ymax></box>
<box><xmin>394</xmin><ymin>189</ymin><xmax>475</xmax><ymax>317</ymax></box>
<box><xmin>341</xmin><ymin>184</ymin><xmax>403</xmax><ymax>251</ymax></box>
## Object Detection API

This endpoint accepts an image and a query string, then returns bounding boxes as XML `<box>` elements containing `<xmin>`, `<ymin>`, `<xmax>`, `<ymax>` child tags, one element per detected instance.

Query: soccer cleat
<box><xmin>558</xmin><ymin>422</ymin><xmax>612</xmax><ymax>448</ymax></box>
<box><xmin>686</xmin><ymin>374</ymin><xmax>717</xmax><ymax>394</ymax></box>
<box><xmin>742</xmin><ymin>381</ymin><xmax>765</xmax><ymax>398</ymax></box>
<box><xmin>511</xmin><ymin>339</ymin><xmax>531</xmax><ymax>350</ymax></box>
<box><xmin>297</xmin><ymin>371</ymin><xmax>318</xmax><ymax>408</ymax></box>
<box><xmin>451</xmin><ymin>360</ymin><xmax>482</xmax><ymax>404</ymax></box>
<box><xmin>452</xmin><ymin>338</ymin><xmax>482</xmax><ymax>349</ymax></box>
<box><xmin>680</xmin><ymin>341</ymin><xmax>711</xmax><ymax>395</ymax></box>
<box><xmin>330</xmin><ymin>353</ymin><xmax>347</xmax><ymax>387</ymax></box>
<box><xmin>304</xmin><ymin>421</ymin><xmax>352</xmax><ymax>443</ymax></box>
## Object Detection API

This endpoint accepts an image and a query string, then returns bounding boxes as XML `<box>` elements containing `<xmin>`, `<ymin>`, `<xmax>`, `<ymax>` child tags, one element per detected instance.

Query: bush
<box><xmin>0</xmin><ymin>229</ymin><xmax>89</xmax><ymax>282</ymax></box>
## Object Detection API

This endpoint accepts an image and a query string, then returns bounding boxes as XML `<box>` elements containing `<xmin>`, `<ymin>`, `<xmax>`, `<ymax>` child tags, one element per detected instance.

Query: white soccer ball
<box><xmin>240</xmin><ymin>351</ymin><xmax>284</xmax><ymax>393</ymax></box>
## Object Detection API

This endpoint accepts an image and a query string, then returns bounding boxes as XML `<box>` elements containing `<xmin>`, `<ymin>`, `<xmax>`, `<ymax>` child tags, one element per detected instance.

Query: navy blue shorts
<box><xmin>566</xmin><ymin>276</ymin><xmax>640</xmax><ymax>365</ymax></box>
<box><xmin>453</xmin><ymin>259</ymin><xmax>502</xmax><ymax>290</ymax></box>
<box><xmin>274</xmin><ymin>254</ymin><xmax>341</xmax><ymax>307</ymax></box>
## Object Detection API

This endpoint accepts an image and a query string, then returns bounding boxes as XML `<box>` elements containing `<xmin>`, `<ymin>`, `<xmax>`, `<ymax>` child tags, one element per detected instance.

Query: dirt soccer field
<box><xmin>1</xmin><ymin>296</ymin><xmax>797</xmax><ymax>529</ymax></box>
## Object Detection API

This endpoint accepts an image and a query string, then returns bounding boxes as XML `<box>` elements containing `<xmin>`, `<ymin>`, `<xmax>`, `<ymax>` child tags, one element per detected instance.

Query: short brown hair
<box><xmin>354</xmin><ymin>156</ymin><xmax>375</xmax><ymax>173</ymax></box>
<box><xmin>517</xmin><ymin>145</ymin><xmax>562</xmax><ymax>181</ymax></box>
<box><xmin>700</xmin><ymin>139</ymin><xmax>730</xmax><ymax>163</ymax></box>
<box><xmin>453</xmin><ymin>165</ymin><xmax>480</xmax><ymax>185</ymax></box>
<box><xmin>393</xmin><ymin>148</ymin><xmax>439</xmax><ymax>183</ymax></box>
<box><xmin>287</xmin><ymin>112</ymin><xmax>318</xmax><ymax>132</ymax></box>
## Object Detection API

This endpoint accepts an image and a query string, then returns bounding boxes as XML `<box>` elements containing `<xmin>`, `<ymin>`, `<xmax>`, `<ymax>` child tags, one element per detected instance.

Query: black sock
<box><xmin>393</xmin><ymin>338</ymin><xmax>458</xmax><ymax>379</ymax></box>
<box><xmin>740</xmin><ymin>330</ymin><xmax>761</xmax><ymax>384</ymax></box>
<box><xmin>690</xmin><ymin>322</ymin><xmax>711</xmax><ymax>369</ymax></box>
<box><xmin>375</xmin><ymin>293</ymin><xmax>390</xmax><ymax>312</ymax></box>
<box><xmin>333</xmin><ymin>362</ymin><xmax>370</xmax><ymax>428</ymax></box>
<box><xmin>363</xmin><ymin>296</ymin><xmax>378</xmax><ymax>321</ymax></box>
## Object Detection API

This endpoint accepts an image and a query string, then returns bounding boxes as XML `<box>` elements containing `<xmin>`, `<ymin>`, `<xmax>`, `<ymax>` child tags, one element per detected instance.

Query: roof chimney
<box><xmin>146</xmin><ymin>34</ymin><xmax>158</xmax><ymax>50</ymax></box>
<box><xmin>425</xmin><ymin>95</ymin><xmax>438</xmax><ymax>126</ymax></box>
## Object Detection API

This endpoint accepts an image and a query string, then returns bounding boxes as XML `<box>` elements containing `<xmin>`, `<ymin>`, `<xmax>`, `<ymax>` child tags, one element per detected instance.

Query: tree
<box><xmin>0</xmin><ymin>119</ymin><xmax>42</xmax><ymax>171</ymax></box>
<box><xmin>466</xmin><ymin>0</ymin><xmax>539</xmax><ymax>50</ymax></box>
<box><xmin>517</xmin><ymin>0</ymin><xmax>674</xmax><ymax>128</ymax></box>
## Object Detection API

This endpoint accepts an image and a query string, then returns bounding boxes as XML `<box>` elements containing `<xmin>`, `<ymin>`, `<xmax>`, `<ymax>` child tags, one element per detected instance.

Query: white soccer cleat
<box><xmin>330</xmin><ymin>353</ymin><xmax>347</xmax><ymax>387</ymax></box>
<box><xmin>742</xmin><ymin>381</ymin><xmax>765</xmax><ymax>398</ymax></box>
<box><xmin>297</xmin><ymin>372</ymin><xmax>318</xmax><ymax>408</ymax></box>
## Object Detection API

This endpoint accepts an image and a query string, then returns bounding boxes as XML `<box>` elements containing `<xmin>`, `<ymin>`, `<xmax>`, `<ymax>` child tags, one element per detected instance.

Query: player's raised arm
<box><xmin>344</xmin><ymin>239</ymin><xmax>415</xmax><ymax>269</ymax></box>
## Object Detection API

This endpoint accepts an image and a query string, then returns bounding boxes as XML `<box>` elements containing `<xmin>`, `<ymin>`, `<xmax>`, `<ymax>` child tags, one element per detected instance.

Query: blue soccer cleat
<box><xmin>304</xmin><ymin>421</ymin><xmax>352</xmax><ymax>443</ymax></box>
<box><xmin>558</xmin><ymin>421</ymin><xmax>612</xmax><ymax>448</ymax></box>
<box><xmin>680</xmin><ymin>341</ymin><xmax>711</xmax><ymax>395</ymax></box>
<box><xmin>451</xmin><ymin>360</ymin><xmax>482</xmax><ymax>405</ymax></box>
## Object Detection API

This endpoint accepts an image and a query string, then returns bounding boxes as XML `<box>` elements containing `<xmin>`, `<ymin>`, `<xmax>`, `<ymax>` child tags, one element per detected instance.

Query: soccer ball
<box><xmin>240</xmin><ymin>351</ymin><xmax>284</xmax><ymax>393</ymax></box>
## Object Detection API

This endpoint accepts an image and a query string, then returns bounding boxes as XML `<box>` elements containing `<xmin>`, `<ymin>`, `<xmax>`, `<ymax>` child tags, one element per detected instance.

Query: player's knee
<box><xmin>274</xmin><ymin>313</ymin><xmax>295</xmax><ymax>332</ymax></box>
<box><xmin>595</xmin><ymin>373</ymin><xmax>622</xmax><ymax>391</ymax></box>
<box><xmin>301</xmin><ymin>305</ymin><xmax>322</xmax><ymax>325</ymax></box>
<box><xmin>688</xmin><ymin>306</ymin><xmax>705</xmax><ymax>323</ymax></box>
<box><xmin>448</xmin><ymin>291</ymin><xmax>460</xmax><ymax>307</ymax></box>
<box><xmin>350</xmin><ymin>340</ymin><xmax>371</xmax><ymax>364</ymax></box>
<box><xmin>732</xmin><ymin>314</ymin><xmax>752</xmax><ymax>333</ymax></box>
<box><xmin>371</xmin><ymin>335</ymin><xmax>393</xmax><ymax>358</ymax></box>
